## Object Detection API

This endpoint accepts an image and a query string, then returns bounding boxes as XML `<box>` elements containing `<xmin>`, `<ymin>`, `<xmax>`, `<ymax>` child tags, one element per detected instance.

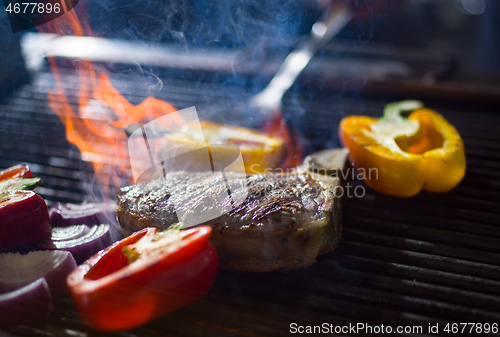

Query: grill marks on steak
<box><xmin>116</xmin><ymin>171</ymin><xmax>341</xmax><ymax>272</ymax></box>
<box><xmin>223</xmin><ymin>174</ymin><xmax>327</xmax><ymax>232</ymax></box>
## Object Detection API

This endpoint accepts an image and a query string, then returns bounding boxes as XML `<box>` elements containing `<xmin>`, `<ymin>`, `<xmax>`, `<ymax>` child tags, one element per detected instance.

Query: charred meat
<box><xmin>116</xmin><ymin>171</ymin><xmax>341</xmax><ymax>272</ymax></box>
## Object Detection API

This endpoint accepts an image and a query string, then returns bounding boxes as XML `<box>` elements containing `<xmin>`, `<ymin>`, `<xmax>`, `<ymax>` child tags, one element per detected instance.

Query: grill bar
<box><xmin>1</xmin><ymin>68</ymin><xmax>500</xmax><ymax>336</ymax></box>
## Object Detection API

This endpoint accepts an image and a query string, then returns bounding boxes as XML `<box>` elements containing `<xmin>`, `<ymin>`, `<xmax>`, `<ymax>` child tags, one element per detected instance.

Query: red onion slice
<box><xmin>0</xmin><ymin>278</ymin><xmax>53</xmax><ymax>326</ymax></box>
<box><xmin>0</xmin><ymin>190</ymin><xmax>51</xmax><ymax>251</ymax></box>
<box><xmin>49</xmin><ymin>201</ymin><xmax>118</xmax><ymax>228</ymax></box>
<box><xmin>35</xmin><ymin>225</ymin><xmax>91</xmax><ymax>252</ymax></box>
<box><xmin>54</xmin><ymin>224</ymin><xmax>112</xmax><ymax>264</ymax></box>
<box><xmin>49</xmin><ymin>201</ymin><xmax>123</xmax><ymax>243</ymax></box>
<box><xmin>0</xmin><ymin>250</ymin><xmax>76</xmax><ymax>295</ymax></box>
<box><xmin>52</xmin><ymin>224</ymin><xmax>91</xmax><ymax>241</ymax></box>
<box><xmin>35</xmin><ymin>225</ymin><xmax>112</xmax><ymax>265</ymax></box>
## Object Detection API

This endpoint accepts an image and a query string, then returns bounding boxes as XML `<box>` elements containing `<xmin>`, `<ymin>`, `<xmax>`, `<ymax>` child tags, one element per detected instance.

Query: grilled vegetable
<box><xmin>67</xmin><ymin>225</ymin><xmax>218</xmax><ymax>331</ymax></box>
<box><xmin>0</xmin><ymin>190</ymin><xmax>51</xmax><ymax>251</ymax></box>
<box><xmin>0</xmin><ymin>278</ymin><xmax>53</xmax><ymax>326</ymax></box>
<box><xmin>0</xmin><ymin>250</ymin><xmax>76</xmax><ymax>295</ymax></box>
<box><xmin>300</xmin><ymin>148</ymin><xmax>349</xmax><ymax>178</ymax></box>
<box><xmin>49</xmin><ymin>201</ymin><xmax>118</xmax><ymax>227</ymax></box>
<box><xmin>0</xmin><ymin>164</ymin><xmax>41</xmax><ymax>192</ymax></box>
<box><xmin>339</xmin><ymin>100</ymin><xmax>466</xmax><ymax>197</ymax></box>
<box><xmin>162</xmin><ymin>121</ymin><xmax>285</xmax><ymax>174</ymax></box>
<box><xmin>0</xmin><ymin>177</ymin><xmax>42</xmax><ymax>192</ymax></box>
<box><xmin>35</xmin><ymin>224</ymin><xmax>112</xmax><ymax>264</ymax></box>
<box><xmin>0</xmin><ymin>164</ymin><xmax>33</xmax><ymax>181</ymax></box>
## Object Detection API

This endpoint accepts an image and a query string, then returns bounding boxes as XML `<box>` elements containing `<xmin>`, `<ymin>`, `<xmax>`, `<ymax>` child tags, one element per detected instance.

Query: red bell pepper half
<box><xmin>67</xmin><ymin>225</ymin><xmax>219</xmax><ymax>331</ymax></box>
<box><xmin>0</xmin><ymin>164</ymin><xmax>34</xmax><ymax>181</ymax></box>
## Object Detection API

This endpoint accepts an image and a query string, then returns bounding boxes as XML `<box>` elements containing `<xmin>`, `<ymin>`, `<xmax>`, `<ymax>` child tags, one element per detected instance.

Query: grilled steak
<box><xmin>116</xmin><ymin>171</ymin><xmax>341</xmax><ymax>272</ymax></box>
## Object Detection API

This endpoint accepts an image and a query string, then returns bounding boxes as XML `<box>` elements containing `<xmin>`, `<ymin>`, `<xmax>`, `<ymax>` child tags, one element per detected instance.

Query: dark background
<box><xmin>0</xmin><ymin>0</ymin><xmax>498</xmax><ymax>101</ymax></box>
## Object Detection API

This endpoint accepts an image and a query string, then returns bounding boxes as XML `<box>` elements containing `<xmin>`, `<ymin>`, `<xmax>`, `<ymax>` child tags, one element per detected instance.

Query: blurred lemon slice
<box><xmin>162</xmin><ymin>121</ymin><xmax>285</xmax><ymax>174</ymax></box>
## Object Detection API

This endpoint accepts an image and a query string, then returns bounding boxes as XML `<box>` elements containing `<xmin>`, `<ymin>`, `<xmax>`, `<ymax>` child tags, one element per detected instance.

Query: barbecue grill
<box><xmin>1</xmin><ymin>60</ymin><xmax>499</xmax><ymax>336</ymax></box>
<box><xmin>2</xmin><ymin>2</ymin><xmax>500</xmax><ymax>336</ymax></box>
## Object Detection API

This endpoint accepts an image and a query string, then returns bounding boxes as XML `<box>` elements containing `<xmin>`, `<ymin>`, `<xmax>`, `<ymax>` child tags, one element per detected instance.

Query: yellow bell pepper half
<box><xmin>162</xmin><ymin>121</ymin><xmax>285</xmax><ymax>174</ymax></box>
<box><xmin>339</xmin><ymin>100</ymin><xmax>466</xmax><ymax>197</ymax></box>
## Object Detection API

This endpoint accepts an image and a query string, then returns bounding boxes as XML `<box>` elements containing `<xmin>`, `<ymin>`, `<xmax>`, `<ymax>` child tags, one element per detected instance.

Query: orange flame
<box><xmin>39</xmin><ymin>7</ymin><xmax>180</xmax><ymax>196</ymax></box>
<box><xmin>41</xmin><ymin>5</ymin><xmax>301</xmax><ymax>197</ymax></box>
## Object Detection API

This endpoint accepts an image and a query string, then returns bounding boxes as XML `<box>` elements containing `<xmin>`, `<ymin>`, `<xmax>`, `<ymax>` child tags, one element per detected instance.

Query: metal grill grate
<box><xmin>1</xmin><ymin>68</ymin><xmax>500</xmax><ymax>336</ymax></box>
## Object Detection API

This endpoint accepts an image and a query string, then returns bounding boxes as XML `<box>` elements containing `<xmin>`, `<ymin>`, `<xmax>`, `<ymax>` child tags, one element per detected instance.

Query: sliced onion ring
<box><xmin>35</xmin><ymin>224</ymin><xmax>92</xmax><ymax>251</ymax></box>
<box><xmin>52</xmin><ymin>224</ymin><xmax>91</xmax><ymax>241</ymax></box>
<box><xmin>36</xmin><ymin>225</ymin><xmax>112</xmax><ymax>265</ymax></box>
<box><xmin>0</xmin><ymin>250</ymin><xmax>76</xmax><ymax>295</ymax></box>
<box><xmin>49</xmin><ymin>202</ymin><xmax>118</xmax><ymax>228</ymax></box>
<box><xmin>0</xmin><ymin>278</ymin><xmax>53</xmax><ymax>326</ymax></box>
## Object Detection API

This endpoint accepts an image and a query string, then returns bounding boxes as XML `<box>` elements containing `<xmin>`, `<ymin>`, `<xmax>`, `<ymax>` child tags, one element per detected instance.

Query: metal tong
<box><xmin>250</xmin><ymin>2</ymin><xmax>353</xmax><ymax>116</ymax></box>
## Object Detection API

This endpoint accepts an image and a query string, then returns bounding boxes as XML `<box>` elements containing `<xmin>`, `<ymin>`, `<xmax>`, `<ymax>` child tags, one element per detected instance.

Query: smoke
<box><xmin>86</xmin><ymin>0</ymin><xmax>318</xmax><ymax>48</ymax></box>
<box><xmin>74</xmin><ymin>0</ymin><xmax>328</xmax><ymax>129</ymax></box>
<box><xmin>44</xmin><ymin>0</ymin><xmax>378</xmax><ymax>202</ymax></box>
